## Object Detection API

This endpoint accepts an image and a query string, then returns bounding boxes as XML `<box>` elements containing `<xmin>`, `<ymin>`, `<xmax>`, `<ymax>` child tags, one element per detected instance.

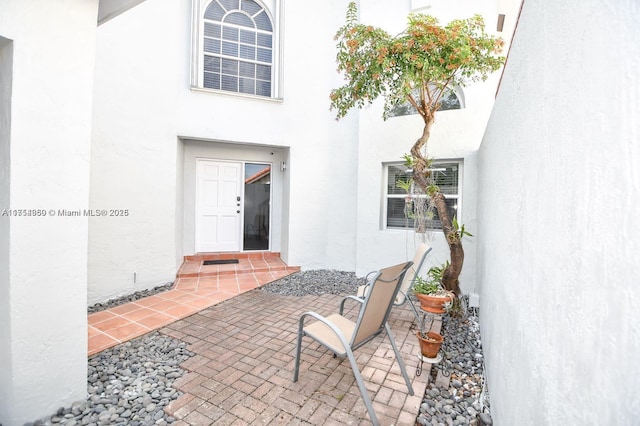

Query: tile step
<box><xmin>184</xmin><ymin>252</ymin><xmax>281</xmax><ymax>261</ymax></box>
<box><xmin>177</xmin><ymin>265</ymin><xmax>300</xmax><ymax>278</ymax></box>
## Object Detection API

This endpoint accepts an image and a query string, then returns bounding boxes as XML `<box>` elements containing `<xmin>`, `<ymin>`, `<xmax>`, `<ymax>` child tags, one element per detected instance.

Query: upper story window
<box><xmin>197</xmin><ymin>0</ymin><xmax>274</xmax><ymax>97</ymax></box>
<box><xmin>389</xmin><ymin>86</ymin><xmax>464</xmax><ymax>118</ymax></box>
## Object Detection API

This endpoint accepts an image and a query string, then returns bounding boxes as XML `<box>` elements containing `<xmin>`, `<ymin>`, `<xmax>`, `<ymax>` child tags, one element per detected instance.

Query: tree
<box><xmin>330</xmin><ymin>2</ymin><xmax>504</xmax><ymax>296</ymax></box>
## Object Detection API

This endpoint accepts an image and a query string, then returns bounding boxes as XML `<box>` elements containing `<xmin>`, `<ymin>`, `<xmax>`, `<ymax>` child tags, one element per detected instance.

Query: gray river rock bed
<box><xmin>87</xmin><ymin>283</ymin><xmax>174</xmax><ymax>314</ymax></box>
<box><xmin>259</xmin><ymin>269</ymin><xmax>365</xmax><ymax>296</ymax></box>
<box><xmin>416</xmin><ymin>313</ymin><xmax>492</xmax><ymax>426</ymax></box>
<box><xmin>25</xmin><ymin>333</ymin><xmax>194</xmax><ymax>426</ymax></box>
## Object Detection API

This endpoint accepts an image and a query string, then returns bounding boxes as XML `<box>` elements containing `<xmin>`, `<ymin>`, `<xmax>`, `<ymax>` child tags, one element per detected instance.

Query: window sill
<box><xmin>190</xmin><ymin>86</ymin><xmax>284</xmax><ymax>103</ymax></box>
<box><xmin>384</xmin><ymin>228</ymin><xmax>443</xmax><ymax>233</ymax></box>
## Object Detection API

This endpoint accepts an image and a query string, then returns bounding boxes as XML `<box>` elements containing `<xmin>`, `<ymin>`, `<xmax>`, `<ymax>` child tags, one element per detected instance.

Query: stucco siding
<box><xmin>478</xmin><ymin>0</ymin><xmax>640</xmax><ymax>423</ymax></box>
<box><xmin>88</xmin><ymin>0</ymin><xmax>508</xmax><ymax>302</ymax></box>
<box><xmin>0</xmin><ymin>0</ymin><xmax>98</xmax><ymax>423</ymax></box>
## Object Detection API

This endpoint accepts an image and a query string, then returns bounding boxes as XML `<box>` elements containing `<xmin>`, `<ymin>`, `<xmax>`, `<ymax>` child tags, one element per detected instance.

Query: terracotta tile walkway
<box><xmin>88</xmin><ymin>252</ymin><xmax>300</xmax><ymax>356</ymax></box>
<box><xmin>87</xmin><ymin>252</ymin><xmax>438</xmax><ymax>425</ymax></box>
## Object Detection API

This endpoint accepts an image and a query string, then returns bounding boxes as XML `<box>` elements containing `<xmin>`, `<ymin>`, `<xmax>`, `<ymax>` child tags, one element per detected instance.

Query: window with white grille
<box><xmin>384</xmin><ymin>161</ymin><xmax>461</xmax><ymax>230</ymax></box>
<box><xmin>196</xmin><ymin>0</ymin><xmax>274</xmax><ymax>97</ymax></box>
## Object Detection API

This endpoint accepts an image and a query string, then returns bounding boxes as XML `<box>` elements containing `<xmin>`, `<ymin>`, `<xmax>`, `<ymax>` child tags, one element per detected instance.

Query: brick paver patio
<box><xmin>161</xmin><ymin>288</ymin><xmax>432</xmax><ymax>425</ymax></box>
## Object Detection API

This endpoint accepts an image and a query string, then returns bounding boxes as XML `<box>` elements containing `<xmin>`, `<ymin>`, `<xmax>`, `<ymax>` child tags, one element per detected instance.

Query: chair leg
<box><xmin>384</xmin><ymin>322</ymin><xmax>414</xmax><ymax>395</ymax></box>
<box><xmin>293</xmin><ymin>318</ymin><xmax>304</xmax><ymax>382</ymax></box>
<box><xmin>344</xmin><ymin>346</ymin><xmax>380</xmax><ymax>426</ymax></box>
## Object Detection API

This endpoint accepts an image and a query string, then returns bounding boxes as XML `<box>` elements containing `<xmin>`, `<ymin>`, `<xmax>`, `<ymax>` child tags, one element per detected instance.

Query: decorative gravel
<box><xmin>88</xmin><ymin>283</ymin><xmax>174</xmax><ymax>314</ymax></box>
<box><xmin>26</xmin><ymin>333</ymin><xmax>193</xmax><ymax>426</ymax></box>
<box><xmin>27</xmin><ymin>269</ymin><xmax>491</xmax><ymax>425</ymax></box>
<box><xmin>260</xmin><ymin>269</ymin><xmax>366</xmax><ymax>296</ymax></box>
<box><xmin>416</xmin><ymin>311</ymin><xmax>493</xmax><ymax>426</ymax></box>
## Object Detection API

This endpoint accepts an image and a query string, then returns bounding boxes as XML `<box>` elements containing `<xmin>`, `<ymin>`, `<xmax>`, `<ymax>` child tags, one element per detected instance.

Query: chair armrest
<box><xmin>339</xmin><ymin>295</ymin><xmax>364</xmax><ymax>315</ymax></box>
<box><xmin>298</xmin><ymin>311</ymin><xmax>351</xmax><ymax>356</ymax></box>
<box><xmin>356</xmin><ymin>270</ymin><xmax>378</xmax><ymax>299</ymax></box>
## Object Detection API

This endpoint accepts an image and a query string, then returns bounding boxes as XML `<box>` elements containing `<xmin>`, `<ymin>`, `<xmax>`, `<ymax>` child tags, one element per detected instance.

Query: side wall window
<box><xmin>197</xmin><ymin>0</ymin><xmax>274</xmax><ymax>97</ymax></box>
<box><xmin>385</xmin><ymin>161</ymin><xmax>461</xmax><ymax>230</ymax></box>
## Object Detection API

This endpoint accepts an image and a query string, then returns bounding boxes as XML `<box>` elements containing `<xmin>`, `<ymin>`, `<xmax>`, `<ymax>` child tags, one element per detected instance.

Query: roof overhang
<box><xmin>98</xmin><ymin>0</ymin><xmax>147</xmax><ymax>25</ymax></box>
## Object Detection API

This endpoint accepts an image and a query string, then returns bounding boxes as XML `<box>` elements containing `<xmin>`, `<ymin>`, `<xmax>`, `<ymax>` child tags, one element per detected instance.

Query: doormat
<box><xmin>203</xmin><ymin>259</ymin><xmax>239</xmax><ymax>265</ymax></box>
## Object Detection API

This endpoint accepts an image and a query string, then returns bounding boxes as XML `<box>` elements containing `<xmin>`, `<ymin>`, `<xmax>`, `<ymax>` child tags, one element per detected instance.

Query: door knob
<box><xmin>237</xmin><ymin>210</ymin><xmax>240</xmax><ymax>213</ymax></box>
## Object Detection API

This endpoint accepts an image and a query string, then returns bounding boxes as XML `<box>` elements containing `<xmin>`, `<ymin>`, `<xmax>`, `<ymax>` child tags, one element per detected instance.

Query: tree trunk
<box><xmin>432</xmin><ymin>192</ymin><xmax>463</xmax><ymax>296</ymax></box>
<box><xmin>410</xmin><ymin>112</ymin><xmax>435</xmax><ymax>192</ymax></box>
<box><xmin>411</xmin><ymin>112</ymin><xmax>463</xmax><ymax>297</ymax></box>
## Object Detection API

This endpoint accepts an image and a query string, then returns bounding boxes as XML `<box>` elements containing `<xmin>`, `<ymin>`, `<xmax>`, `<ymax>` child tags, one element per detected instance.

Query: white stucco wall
<box><xmin>89</xmin><ymin>0</ymin><xmax>182</xmax><ymax>304</ymax></box>
<box><xmin>0</xmin><ymin>1</ymin><xmax>98</xmax><ymax>424</ymax></box>
<box><xmin>89</xmin><ymin>0</ymin><xmax>361</xmax><ymax>303</ymax></box>
<box><xmin>477</xmin><ymin>0</ymin><xmax>640</xmax><ymax>424</ymax></box>
<box><xmin>88</xmin><ymin>0</ymin><xmax>512</xmax><ymax>302</ymax></box>
<box><xmin>0</xmin><ymin>35</ymin><xmax>13</xmax><ymax>424</ymax></box>
<box><xmin>176</xmin><ymin>0</ymin><xmax>361</xmax><ymax>271</ymax></box>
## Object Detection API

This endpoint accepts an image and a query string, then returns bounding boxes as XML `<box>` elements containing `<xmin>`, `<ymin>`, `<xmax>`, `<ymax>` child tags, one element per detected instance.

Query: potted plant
<box><xmin>411</xmin><ymin>263</ymin><xmax>453</xmax><ymax>359</ymax></box>
<box><xmin>412</xmin><ymin>263</ymin><xmax>455</xmax><ymax>314</ymax></box>
<box><xmin>416</xmin><ymin>330</ymin><xmax>444</xmax><ymax>358</ymax></box>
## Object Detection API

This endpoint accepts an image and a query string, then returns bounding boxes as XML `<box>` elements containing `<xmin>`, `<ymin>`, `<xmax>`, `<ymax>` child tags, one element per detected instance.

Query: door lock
<box><xmin>236</xmin><ymin>196</ymin><xmax>241</xmax><ymax>201</ymax></box>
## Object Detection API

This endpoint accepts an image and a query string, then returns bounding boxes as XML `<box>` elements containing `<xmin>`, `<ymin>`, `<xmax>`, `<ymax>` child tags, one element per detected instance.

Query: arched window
<box><xmin>389</xmin><ymin>86</ymin><xmax>464</xmax><ymax>117</ymax></box>
<box><xmin>201</xmin><ymin>0</ymin><xmax>273</xmax><ymax>97</ymax></box>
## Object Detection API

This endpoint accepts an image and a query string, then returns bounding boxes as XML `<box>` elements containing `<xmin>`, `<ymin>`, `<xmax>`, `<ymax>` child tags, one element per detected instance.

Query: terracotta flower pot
<box><xmin>416</xmin><ymin>331</ymin><xmax>443</xmax><ymax>358</ymax></box>
<box><xmin>415</xmin><ymin>292</ymin><xmax>454</xmax><ymax>314</ymax></box>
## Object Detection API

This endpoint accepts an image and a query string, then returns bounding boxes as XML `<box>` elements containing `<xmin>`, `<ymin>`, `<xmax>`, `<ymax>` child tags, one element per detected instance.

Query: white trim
<box><xmin>274</xmin><ymin>0</ymin><xmax>283</xmax><ymax>98</ymax></box>
<box><xmin>242</xmin><ymin>161</ymin><xmax>274</xmax><ymax>252</ymax></box>
<box><xmin>194</xmin><ymin>157</ymin><xmax>274</xmax><ymax>253</ymax></box>
<box><xmin>382</xmin><ymin>159</ymin><xmax>463</xmax><ymax>231</ymax></box>
<box><xmin>189</xmin><ymin>85</ymin><xmax>283</xmax><ymax>102</ymax></box>
<box><xmin>191</xmin><ymin>0</ymin><xmax>281</xmax><ymax>98</ymax></box>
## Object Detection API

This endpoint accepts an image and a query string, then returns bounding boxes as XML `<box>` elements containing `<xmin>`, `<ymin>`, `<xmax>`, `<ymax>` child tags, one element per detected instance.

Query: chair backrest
<box><xmin>395</xmin><ymin>243</ymin><xmax>432</xmax><ymax>304</ymax></box>
<box><xmin>351</xmin><ymin>261</ymin><xmax>413</xmax><ymax>348</ymax></box>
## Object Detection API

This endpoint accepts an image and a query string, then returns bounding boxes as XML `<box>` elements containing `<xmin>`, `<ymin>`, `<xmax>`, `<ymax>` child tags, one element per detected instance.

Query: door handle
<box><xmin>237</xmin><ymin>210</ymin><xmax>240</xmax><ymax>213</ymax></box>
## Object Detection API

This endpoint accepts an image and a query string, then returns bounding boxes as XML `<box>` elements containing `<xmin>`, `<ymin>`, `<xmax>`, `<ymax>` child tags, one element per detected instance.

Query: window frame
<box><xmin>383</xmin><ymin>159</ymin><xmax>463</xmax><ymax>231</ymax></box>
<box><xmin>191</xmin><ymin>0</ymin><xmax>282</xmax><ymax>100</ymax></box>
<box><xmin>389</xmin><ymin>86</ymin><xmax>465</xmax><ymax>118</ymax></box>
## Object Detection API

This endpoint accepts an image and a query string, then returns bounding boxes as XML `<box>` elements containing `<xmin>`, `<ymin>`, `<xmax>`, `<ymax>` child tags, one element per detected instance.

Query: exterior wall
<box><xmin>0</xmin><ymin>35</ymin><xmax>13</xmax><ymax>425</ymax></box>
<box><xmin>176</xmin><ymin>0</ymin><xmax>361</xmax><ymax>271</ymax></box>
<box><xmin>89</xmin><ymin>0</ymin><xmax>360</xmax><ymax>302</ymax></box>
<box><xmin>0</xmin><ymin>1</ymin><xmax>98</xmax><ymax>424</ymax></box>
<box><xmin>89</xmin><ymin>0</ymin><xmax>182</xmax><ymax>304</ymax></box>
<box><xmin>477</xmin><ymin>0</ymin><xmax>640</xmax><ymax>424</ymax></box>
<box><xmin>89</xmin><ymin>0</ymin><xmax>509</xmax><ymax>302</ymax></box>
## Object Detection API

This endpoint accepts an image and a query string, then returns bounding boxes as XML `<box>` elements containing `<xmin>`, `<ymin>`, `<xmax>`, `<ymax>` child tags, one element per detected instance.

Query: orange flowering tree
<box><xmin>330</xmin><ymin>2</ymin><xmax>504</xmax><ymax>295</ymax></box>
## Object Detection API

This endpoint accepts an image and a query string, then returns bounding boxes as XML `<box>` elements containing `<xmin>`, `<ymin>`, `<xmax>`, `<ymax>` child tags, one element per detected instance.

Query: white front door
<box><xmin>195</xmin><ymin>159</ymin><xmax>242</xmax><ymax>252</ymax></box>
